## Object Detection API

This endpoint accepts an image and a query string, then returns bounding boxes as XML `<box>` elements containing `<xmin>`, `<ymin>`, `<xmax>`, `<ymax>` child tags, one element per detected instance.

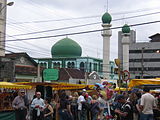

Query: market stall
<box><xmin>15</xmin><ymin>82</ymin><xmax>94</xmax><ymax>90</ymax></box>
<box><xmin>0</xmin><ymin>82</ymin><xmax>32</xmax><ymax>120</ymax></box>
<box><xmin>128</xmin><ymin>78</ymin><xmax>160</xmax><ymax>88</ymax></box>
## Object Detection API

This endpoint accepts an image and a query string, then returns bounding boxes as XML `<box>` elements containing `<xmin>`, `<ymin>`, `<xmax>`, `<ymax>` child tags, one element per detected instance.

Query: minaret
<box><xmin>101</xmin><ymin>12</ymin><xmax>112</xmax><ymax>80</ymax></box>
<box><xmin>121</xmin><ymin>24</ymin><xmax>130</xmax><ymax>71</ymax></box>
<box><xmin>0</xmin><ymin>0</ymin><xmax>7</xmax><ymax>56</ymax></box>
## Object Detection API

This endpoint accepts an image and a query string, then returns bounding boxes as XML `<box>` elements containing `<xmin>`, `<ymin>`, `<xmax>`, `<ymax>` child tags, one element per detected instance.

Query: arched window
<box><xmin>44</xmin><ymin>63</ymin><xmax>47</xmax><ymax>68</ymax></box>
<box><xmin>40</xmin><ymin>63</ymin><xmax>43</xmax><ymax>67</ymax></box>
<box><xmin>89</xmin><ymin>62</ymin><xmax>92</xmax><ymax>72</ymax></box>
<box><xmin>57</xmin><ymin>62</ymin><xmax>60</xmax><ymax>68</ymax></box>
<box><xmin>80</xmin><ymin>62</ymin><xmax>84</xmax><ymax>71</ymax></box>
<box><xmin>67</xmin><ymin>62</ymin><xmax>71</xmax><ymax>68</ymax></box>
<box><xmin>71</xmin><ymin>62</ymin><xmax>75</xmax><ymax>68</ymax></box>
<box><xmin>93</xmin><ymin>63</ymin><xmax>97</xmax><ymax>71</ymax></box>
<box><xmin>100</xmin><ymin>64</ymin><xmax>103</xmax><ymax>72</ymax></box>
<box><xmin>53</xmin><ymin>62</ymin><xmax>57</xmax><ymax>69</ymax></box>
<box><xmin>111</xmin><ymin>66</ymin><xmax>113</xmax><ymax>74</ymax></box>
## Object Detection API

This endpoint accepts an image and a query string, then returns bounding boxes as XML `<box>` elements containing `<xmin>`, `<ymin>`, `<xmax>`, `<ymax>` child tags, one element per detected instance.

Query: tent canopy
<box><xmin>0</xmin><ymin>82</ymin><xmax>32</xmax><ymax>89</ymax></box>
<box><xmin>15</xmin><ymin>82</ymin><xmax>94</xmax><ymax>90</ymax></box>
<box><xmin>128</xmin><ymin>78</ymin><xmax>160</xmax><ymax>88</ymax></box>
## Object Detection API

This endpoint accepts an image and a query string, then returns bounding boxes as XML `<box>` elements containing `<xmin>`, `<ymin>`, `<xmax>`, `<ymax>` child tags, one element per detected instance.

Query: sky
<box><xmin>5</xmin><ymin>0</ymin><xmax>160</xmax><ymax>61</ymax></box>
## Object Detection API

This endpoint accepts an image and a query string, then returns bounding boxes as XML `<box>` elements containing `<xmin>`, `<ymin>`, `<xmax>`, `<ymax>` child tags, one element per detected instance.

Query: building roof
<box><xmin>5</xmin><ymin>52</ymin><xmax>38</xmax><ymax>66</ymax></box>
<box><xmin>59</xmin><ymin>68</ymin><xmax>85</xmax><ymax>80</ymax></box>
<box><xmin>149</xmin><ymin>33</ymin><xmax>160</xmax><ymax>42</ymax></box>
<box><xmin>51</xmin><ymin>37</ymin><xmax>82</xmax><ymax>58</ymax></box>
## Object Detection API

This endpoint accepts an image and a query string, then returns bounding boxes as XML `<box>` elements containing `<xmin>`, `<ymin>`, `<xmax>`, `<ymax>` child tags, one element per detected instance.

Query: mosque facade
<box><xmin>34</xmin><ymin>37</ymin><xmax>117</xmax><ymax>81</ymax></box>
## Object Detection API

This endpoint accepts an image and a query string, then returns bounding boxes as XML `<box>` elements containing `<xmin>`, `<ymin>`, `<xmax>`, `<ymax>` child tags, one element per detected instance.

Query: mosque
<box><xmin>34</xmin><ymin>37</ymin><xmax>117</xmax><ymax>81</ymax></box>
<box><xmin>34</xmin><ymin>12</ymin><xmax>121</xmax><ymax>83</ymax></box>
<box><xmin>0</xmin><ymin>11</ymin><xmax>131</xmax><ymax>83</ymax></box>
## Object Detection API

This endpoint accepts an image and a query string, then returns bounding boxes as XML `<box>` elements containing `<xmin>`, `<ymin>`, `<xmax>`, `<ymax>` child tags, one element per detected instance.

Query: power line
<box><xmin>5</xmin><ymin>20</ymin><xmax>160</xmax><ymax>42</ymax></box>
<box><xmin>9</xmin><ymin>11</ymin><xmax>160</xmax><ymax>37</ymax></box>
<box><xmin>8</xmin><ymin>7</ymin><xmax>160</xmax><ymax>25</ymax></box>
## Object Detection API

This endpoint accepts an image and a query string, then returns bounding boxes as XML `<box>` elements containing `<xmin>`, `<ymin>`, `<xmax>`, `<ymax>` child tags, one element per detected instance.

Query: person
<box><xmin>50</xmin><ymin>98</ymin><xmax>57</xmax><ymax>120</ymax></box>
<box><xmin>31</xmin><ymin>92</ymin><xmax>45</xmax><ymax>120</ymax></box>
<box><xmin>90</xmin><ymin>95</ymin><xmax>100</xmax><ymax>120</ymax></box>
<box><xmin>140</xmin><ymin>87</ymin><xmax>157</xmax><ymax>120</ymax></box>
<box><xmin>77</xmin><ymin>90</ymin><xmax>87</xmax><ymax>120</ymax></box>
<box><xmin>128</xmin><ymin>92</ymin><xmax>138</xmax><ymax>120</ymax></box>
<box><xmin>12</xmin><ymin>89</ymin><xmax>28</xmax><ymax>120</ymax></box>
<box><xmin>112</xmin><ymin>96</ymin><xmax>122</xmax><ymax>120</ymax></box>
<box><xmin>97</xmin><ymin>94</ymin><xmax>107</xmax><ymax>120</ymax></box>
<box><xmin>70</xmin><ymin>92</ymin><xmax>79</xmax><ymax>120</ymax></box>
<box><xmin>58</xmin><ymin>93</ymin><xmax>73</xmax><ymax>120</ymax></box>
<box><xmin>115</xmin><ymin>94</ymin><xmax>133</xmax><ymax>120</ymax></box>
<box><xmin>135</xmin><ymin>92</ymin><xmax>142</xmax><ymax>120</ymax></box>
<box><xmin>44</xmin><ymin>97</ymin><xmax>54</xmax><ymax>120</ymax></box>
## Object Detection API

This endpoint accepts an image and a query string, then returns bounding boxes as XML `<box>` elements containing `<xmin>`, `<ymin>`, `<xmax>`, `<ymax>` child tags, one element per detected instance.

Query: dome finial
<box><xmin>102</xmin><ymin>12</ymin><xmax>112</xmax><ymax>24</ymax></box>
<box><xmin>122</xmin><ymin>24</ymin><xmax>130</xmax><ymax>33</ymax></box>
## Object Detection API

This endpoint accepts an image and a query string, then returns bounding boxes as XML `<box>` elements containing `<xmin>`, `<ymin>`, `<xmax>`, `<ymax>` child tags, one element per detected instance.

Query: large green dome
<box><xmin>122</xmin><ymin>24</ymin><xmax>130</xmax><ymax>33</ymax></box>
<box><xmin>102</xmin><ymin>12</ymin><xmax>112</xmax><ymax>24</ymax></box>
<box><xmin>51</xmin><ymin>38</ymin><xmax>82</xmax><ymax>57</ymax></box>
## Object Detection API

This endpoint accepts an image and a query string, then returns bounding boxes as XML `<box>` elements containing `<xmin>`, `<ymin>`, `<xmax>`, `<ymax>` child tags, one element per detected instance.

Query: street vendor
<box><xmin>12</xmin><ymin>89</ymin><xmax>28</xmax><ymax>120</ymax></box>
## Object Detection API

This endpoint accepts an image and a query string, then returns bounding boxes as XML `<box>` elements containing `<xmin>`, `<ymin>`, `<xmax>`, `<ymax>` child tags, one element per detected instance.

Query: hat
<box><xmin>82</xmin><ymin>89</ymin><xmax>86</xmax><ymax>92</ymax></box>
<box><xmin>36</xmin><ymin>92</ymin><xmax>41</xmax><ymax>95</ymax></box>
<box><xmin>116</xmin><ymin>94</ymin><xmax>125</xmax><ymax>100</ymax></box>
<box><xmin>19</xmin><ymin>89</ymin><xmax>25</xmax><ymax>93</ymax></box>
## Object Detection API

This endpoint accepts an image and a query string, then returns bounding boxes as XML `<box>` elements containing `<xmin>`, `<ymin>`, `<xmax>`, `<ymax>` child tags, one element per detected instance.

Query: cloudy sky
<box><xmin>5</xmin><ymin>0</ymin><xmax>160</xmax><ymax>60</ymax></box>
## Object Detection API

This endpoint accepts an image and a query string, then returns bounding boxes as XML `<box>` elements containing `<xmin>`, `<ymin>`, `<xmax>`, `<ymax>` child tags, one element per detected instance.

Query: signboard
<box><xmin>122</xmin><ymin>70</ymin><xmax>130</xmax><ymax>82</ymax></box>
<box><xmin>43</xmin><ymin>69</ymin><xmax>59</xmax><ymax>81</ymax></box>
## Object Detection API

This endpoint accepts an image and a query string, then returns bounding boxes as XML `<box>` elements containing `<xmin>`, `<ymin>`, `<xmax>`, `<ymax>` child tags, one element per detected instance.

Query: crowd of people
<box><xmin>12</xmin><ymin>87</ymin><xmax>160</xmax><ymax>120</ymax></box>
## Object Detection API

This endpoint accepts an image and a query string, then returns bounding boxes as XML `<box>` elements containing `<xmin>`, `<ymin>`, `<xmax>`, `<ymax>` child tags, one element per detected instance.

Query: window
<box><xmin>57</xmin><ymin>62</ymin><xmax>60</xmax><ymax>68</ymax></box>
<box><xmin>93</xmin><ymin>63</ymin><xmax>97</xmax><ymax>71</ymax></box>
<box><xmin>67</xmin><ymin>62</ymin><xmax>71</xmax><ymax>68</ymax></box>
<box><xmin>111</xmin><ymin>66</ymin><xmax>113</xmax><ymax>74</ymax></box>
<box><xmin>89</xmin><ymin>62</ymin><xmax>92</xmax><ymax>72</ymax></box>
<box><xmin>80</xmin><ymin>62</ymin><xmax>84</xmax><ymax>71</ymax></box>
<box><xmin>71</xmin><ymin>62</ymin><xmax>75</xmax><ymax>68</ymax></box>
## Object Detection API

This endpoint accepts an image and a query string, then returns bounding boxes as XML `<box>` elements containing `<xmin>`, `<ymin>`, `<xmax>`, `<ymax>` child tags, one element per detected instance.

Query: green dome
<box><xmin>51</xmin><ymin>38</ymin><xmax>82</xmax><ymax>57</ymax></box>
<box><xmin>102</xmin><ymin>12</ymin><xmax>112</xmax><ymax>24</ymax></box>
<box><xmin>122</xmin><ymin>24</ymin><xmax>130</xmax><ymax>33</ymax></box>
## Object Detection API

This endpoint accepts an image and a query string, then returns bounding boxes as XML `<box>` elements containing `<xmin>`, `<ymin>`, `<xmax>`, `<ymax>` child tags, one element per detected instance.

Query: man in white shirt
<box><xmin>140</xmin><ymin>87</ymin><xmax>157</xmax><ymax>120</ymax></box>
<box><xmin>31</xmin><ymin>92</ymin><xmax>45</xmax><ymax>120</ymax></box>
<box><xmin>77</xmin><ymin>90</ymin><xmax>86</xmax><ymax>120</ymax></box>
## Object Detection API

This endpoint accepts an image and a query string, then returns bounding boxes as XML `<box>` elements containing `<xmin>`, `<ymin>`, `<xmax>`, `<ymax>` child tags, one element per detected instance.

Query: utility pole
<box><xmin>141</xmin><ymin>47</ymin><xmax>145</xmax><ymax>79</ymax></box>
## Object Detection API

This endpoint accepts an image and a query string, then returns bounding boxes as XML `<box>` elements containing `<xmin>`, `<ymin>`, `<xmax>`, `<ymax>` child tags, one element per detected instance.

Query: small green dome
<box><xmin>122</xmin><ymin>24</ymin><xmax>130</xmax><ymax>33</ymax></box>
<box><xmin>51</xmin><ymin>38</ymin><xmax>82</xmax><ymax>57</ymax></box>
<box><xmin>102</xmin><ymin>12</ymin><xmax>112</xmax><ymax>24</ymax></box>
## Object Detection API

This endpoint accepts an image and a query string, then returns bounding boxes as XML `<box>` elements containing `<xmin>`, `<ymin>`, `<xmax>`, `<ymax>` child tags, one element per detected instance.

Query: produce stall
<box><xmin>0</xmin><ymin>82</ymin><xmax>32</xmax><ymax>120</ymax></box>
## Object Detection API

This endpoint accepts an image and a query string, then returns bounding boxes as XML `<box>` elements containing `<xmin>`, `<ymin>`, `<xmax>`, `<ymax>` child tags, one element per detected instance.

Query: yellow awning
<box><xmin>114</xmin><ymin>87</ymin><xmax>131</xmax><ymax>91</ymax></box>
<box><xmin>128</xmin><ymin>78</ymin><xmax>160</xmax><ymax>88</ymax></box>
<box><xmin>52</xmin><ymin>83</ymin><xmax>94</xmax><ymax>90</ymax></box>
<box><xmin>0</xmin><ymin>82</ymin><xmax>32</xmax><ymax>89</ymax></box>
<box><xmin>15</xmin><ymin>82</ymin><xmax>94</xmax><ymax>90</ymax></box>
